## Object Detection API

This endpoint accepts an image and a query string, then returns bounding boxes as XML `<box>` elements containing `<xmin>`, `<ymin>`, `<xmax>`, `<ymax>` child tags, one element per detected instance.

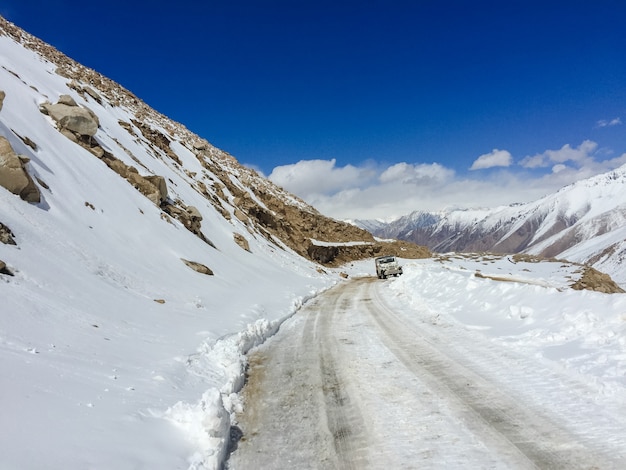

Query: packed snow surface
<box><xmin>396</xmin><ymin>254</ymin><xmax>626</xmax><ymax>395</ymax></box>
<box><xmin>229</xmin><ymin>256</ymin><xmax>626</xmax><ymax>469</ymax></box>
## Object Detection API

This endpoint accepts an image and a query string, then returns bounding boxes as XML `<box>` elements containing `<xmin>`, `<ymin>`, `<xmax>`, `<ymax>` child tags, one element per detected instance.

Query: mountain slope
<box><xmin>0</xmin><ymin>16</ymin><xmax>428</xmax><ymax>269</ymax></box>
<box><xmin>358</xmin><ymin>167</ymin><xmax>626</xmax><ymax>286</ymax></box>
<box><xmin>0</xmin><ymin>16</ymin><xmax>429</xmax><ymax>470</ymax></box>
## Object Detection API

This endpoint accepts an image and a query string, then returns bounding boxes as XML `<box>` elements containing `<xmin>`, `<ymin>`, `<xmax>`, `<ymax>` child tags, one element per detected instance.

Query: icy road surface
<box><xmin>228</xmin><ymin>277</ymin><xmax>626</xmax><ymax>469</ymax></box>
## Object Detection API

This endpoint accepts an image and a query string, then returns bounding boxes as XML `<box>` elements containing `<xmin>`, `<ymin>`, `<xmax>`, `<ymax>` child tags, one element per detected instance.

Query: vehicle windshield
<box><xmin>379</xmin><ymin>257</ymin><xmax>395</xmax><ymax>264</ymax></box>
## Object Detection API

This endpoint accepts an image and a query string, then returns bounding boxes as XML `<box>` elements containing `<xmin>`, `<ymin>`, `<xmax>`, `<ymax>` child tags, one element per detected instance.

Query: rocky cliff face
<box><xmin>0</xmin><ymin>16</ymin><xmax>429</xmax><ymax>268</ymax></box>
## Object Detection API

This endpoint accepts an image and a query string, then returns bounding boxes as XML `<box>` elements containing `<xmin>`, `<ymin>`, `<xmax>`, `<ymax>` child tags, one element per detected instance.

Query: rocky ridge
<box><xmin>0</xmin><ymin>16</ymin><xmax>429</xmax><ymax>268</ymax></box>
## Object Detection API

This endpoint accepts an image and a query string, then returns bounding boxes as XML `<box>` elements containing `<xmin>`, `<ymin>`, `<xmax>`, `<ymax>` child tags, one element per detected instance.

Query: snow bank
<box><xmin>390</xmin><ymin>255</ymin><xmax>626</xmax><ymax>400</ymax></box>
<box><xmin>164</xmin><ymin>293</ymin><xmax>327</xmax><ymax>469</ymax></box>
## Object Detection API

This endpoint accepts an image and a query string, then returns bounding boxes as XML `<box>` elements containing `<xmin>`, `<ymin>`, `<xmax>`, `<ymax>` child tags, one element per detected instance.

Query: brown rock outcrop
<box><xmin>182</xmin><ymin>259</ymin><xmax>214</xmax><ymax>275</ymax></box>
<box><xmin>0</xmin><ymin>259</ymin><xmax>14</xmax><ymax>276</ymax></box>
<box><xmin>0</xmin><ymin>90</ymin><xmax>5</xmax><ymax>111</ymax></box>
<box><xmin>40</xmin><ymin>95</ymin><xmax>99</xmax><ymax>136</ymax></box>
<box><xmin>570</xmin><ymin>266</ymin><xmax>625</xmax><ymax>294</ymax></box>
<box><xmin>0</xmin><ymin>137</ymin><xmax>40</xmax><ymax>202</ymax></box>
<box><xmin>233</xmin><ymin>233</ymin><xmax>250</xmax><ymax>252</ymax></box>
<box><xmin>0</xmin><ymin>222</ymin><xmax>16</xmax><ymax>245</ymax></box>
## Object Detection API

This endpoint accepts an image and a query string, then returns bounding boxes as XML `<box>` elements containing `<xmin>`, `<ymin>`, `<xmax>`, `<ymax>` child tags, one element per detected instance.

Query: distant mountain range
<box><xmin>355</xmin><ymin>166</ymin><xmax>626</xmax><ymax>285</ymax></box>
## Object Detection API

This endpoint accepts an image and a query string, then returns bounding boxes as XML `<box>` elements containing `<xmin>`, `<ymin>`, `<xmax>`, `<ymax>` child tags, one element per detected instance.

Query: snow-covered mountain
<box><xmin>0</xmin><ymin>16</ymin><xmax>428</xmax><ymax>469</ymax></box>
<box><xmin>357</xmin><ymin>168</ymin><xmax>626</xmax><ymax>286</ymax></box>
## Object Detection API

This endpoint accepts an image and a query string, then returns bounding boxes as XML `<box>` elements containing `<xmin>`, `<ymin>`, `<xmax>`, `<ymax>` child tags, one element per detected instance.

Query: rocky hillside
<box><xmin>0</xmin><ymin>16</ymin><xmax>429</xmax><ymax>272</ymax></box>
<box><xmin>357</xmin><ymin>166</ymin><xmax>626</xmax><ymax>286</ymax></box>
<box><xmin>0</xmin><ymin>17</ymin><xmax>431</xmax><ymax>469</ymax></box>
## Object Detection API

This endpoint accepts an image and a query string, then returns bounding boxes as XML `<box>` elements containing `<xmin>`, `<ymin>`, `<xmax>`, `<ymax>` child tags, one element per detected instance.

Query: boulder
<box><xmin>127</xmin><ymin>173</ymin><xmax>162</xmax><ymax>206</ymax></box>
<box><xmin>0</xmin><ymin>222</ymin><xmax>16</xmax><ymax>245</ymax></box>
<box><xmin>234</xmin><ymin>208</ymin><xmax>248</xmax><ymax>224</ymax></box>
<box><xmin>186</xmin><ymin>205</ymin><xmax>202</xmax><ymax>221</ymax></box>
<box><xmin>233</xmin><ymin>233</ymin><xmax>250</xmax><ymax>252</ymax></box>
<box><xmin>0</xmin><ymin>260</ymin><xmax>14</xmax><ymax>276</ymax></box>
<box><xmin>57</xmin><ymin>94</ymin><xmax>78</xmax><ymax>106</ymax></box>
<box><xmin>83</xmin><ymin>87</ymin><xmax>101</xmax><ymax>102</ymax></box>
<box><xmin>0</xmin><ymin>90</ymin><xmax>5</xmax><ymax>111</ymax></box>
<box><xmin>182</xmin><ymin>259</ymin><xmax>214</xmax><ymax>275</ymax></box>
<box><xmin>192</xmin><ymin>140</ymin><xmax>208</xmax><ymax>151</ymax></box>
<box><xmin>41</xmin><ymin>99</ymin><xmax>99</xmax><ymax>136</ymax></box>
<box><xmin>145</xmin><ymin>175</ymin><xmax>168</xmax><ymax>203</ymax></box>
<box><xmin>0</xmin><ymin>137</ymin><xmax>40</xmax><ymax>203</ymax></box>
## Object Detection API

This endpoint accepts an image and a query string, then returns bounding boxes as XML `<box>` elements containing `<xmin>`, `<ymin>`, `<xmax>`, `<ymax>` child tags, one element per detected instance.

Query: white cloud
<box><xmin>470</xmin><ymin>149</ymin><xmax>512</xmax><ymax>170</ymax></box>
<box><xmin>596</xmin><ymin>117</ymin><xmax>622</xmax><ymax>128</ymax></box>
<box><xmin>266</xmin><ymin>145</ymin><xmax>626</xmax><ymax>221</ymax></box>
<box><xmin>519</xmin><ymin>154</ymin><xmax>545</xmax><ymax>169</ymax></box>
<box><xmin>268</xmin><ymin>158</ymin><xmax>375</xmax><ymax>198</ymax></box>
<box><xmin>520</xmin><ymin>140</ymin><xmax>598</xmax><ymax>168</ymax></box>
<box><xmin>379</xmin><ymin>162</ymin><xmax>454</xmax><ymax>185</ymax></box>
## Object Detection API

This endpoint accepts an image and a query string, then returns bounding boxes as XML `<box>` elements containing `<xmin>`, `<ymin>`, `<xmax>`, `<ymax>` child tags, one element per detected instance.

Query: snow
<box><xmin>1</xmin><ymin>23</ymin><xmax>625</xmax><ymax>470</ymax></box>
<box><xmin>390</xmin><ymin>255</ymin><xmax>626</xmax><ymax>400</ymax></box>
<box><xmin>0</xmin><ymin>31</ymin><xmax>338</xmax><ymax>470</ymax></box>
<box><xmin>309</xmin><ymin>238</ymin><xmax>372</xmax><ymax>247</ymax></box>
<box><xmin>371</xmin><ymin>168</ymin><xmax>626</xmax><ymax>287</ymax></box>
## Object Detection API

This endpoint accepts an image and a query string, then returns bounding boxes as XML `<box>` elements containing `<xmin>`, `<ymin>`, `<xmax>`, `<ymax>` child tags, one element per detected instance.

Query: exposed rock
<box><xmin>35</xmin><ymin>176</ymin><xmax>49</xmax><ymax>190</ymax></box>
<box><xmin>97</xmin><ymin>150</ymin><xmax>169</xmax><ymax>206</ymax></box>
<box><xmin>0</xmin><ymin>222</ymin><xmax>16</xmax><ymax>245</ymax></box>
<box><xmin>153</xmin><ymin>299</ymin><xmax>166</xmax><ymax>304</ymax></box>
<box><xmin>127</xmin><ymin>173</ymin><xmax>161</xmax><ymax>205</ymax></box>
<box><xmin>193</xmin><ymin>140</ymin><xmax>208</xmax><ymax>151</ymax></box>
<box><xmin>14</xmin><ymin>132</ymin><xmax>37</xmax><ymax>150</ymax></box>
<box><xmin>83</xmin><ymin>86</ymin><xmax>101</xmax><ymax>103</ymax></box>
<box><xmin>130</xmin><ymin>119</ymin><xmax>181</xmax><ymax>164</ymax></box>
<box><xmin>60</xmin><ymin>128</ymin><xmax>78</xmax><ymax>143</ymax></box>
<box><xmin>182</xmin><ymin>259</ymin><xmax>214</xmax><ymax>275</ymax></box>
<box><xmin>234</xmin><ymin>208</ymin><xmax>248</xmax><ymax>224</ymax></box>
<box><xmin>57</xmin><ymin>94</ymin><xmax>77</xmax><ymax>106</ymax></box>
<box><xmin>87</xmin><ymin>145</ymin><xmax>105</xmax><ymax>158</ymax></box>
<box><xmin>145</xmin><ymin>175</ymin><xmax>168</xmax><ymax>203</ymax></box>
<box><xmin>0</xmin><ymin>260</ymin><xmax>14</xmax><ymax>276</ymax></box>
<box><xmin>307</xmin><ymin>244</ymin><xmax>339</xmax><ymax>264</ymax></box>
<box><xmin>233</xmin><ymin>233</ymin><xmax>250</xmax><ymax>252</ymax></box>
<box><xmin>1</xmin><ymin>16</ymin><xmax>432</xmax><ymax>268</ymax></box>
<box><xmin>40</xmin><ymin>98</ymin><xmax>99</xmax><ymax>136</ymax></box>
<box><xmin>0</xmin><ymin>136</ymin><xmax>40</xmax><ymax>202</ymax></box>
<box><xmin>185</xmin><ymin>205</ymin><xmax>202</xmax><ymax>221</ymax></box>
<box><xmin>162</xmin><ymin>203</ymin><xmax>214</xmax><ymax>247</ymax></box>
<box><xmin>570</xmin><ymin>266</ymin><xmax>625</xmax><ymax>294</ymax></box>
<box><xmin>0</xmin><ymin>90</ymin><xmax>5</xmax><ymax>111</ymax></box>
<box><xmin>306</xmin><ymin>239</ymin><xmax>429</xmax><ymax>266</ymax></box>
<box><xmin>118</xmin><ymin>120</ymin><xmax>134</xmax><ymax>133</ymax></box>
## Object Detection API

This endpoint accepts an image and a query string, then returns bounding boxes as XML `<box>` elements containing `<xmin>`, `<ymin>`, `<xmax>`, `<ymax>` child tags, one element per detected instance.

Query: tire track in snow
<box><xmin>227</xmin><ymin>285</ymin><xmax>370</xmax><ymax>469</ymax></box>
<box><xmin>316</xmin><ymin>285</ymin><xmax>369</xmax><ymax>470</ymax></box>
<box><xmin>228</xmin><ymin>277</ymin><xmax>624</xmax><ymax>469</ymax></box>
<box><xmin>365</xmin><ymin>277</ymin><xmax>624</xmax><ymax>469</ymax></box>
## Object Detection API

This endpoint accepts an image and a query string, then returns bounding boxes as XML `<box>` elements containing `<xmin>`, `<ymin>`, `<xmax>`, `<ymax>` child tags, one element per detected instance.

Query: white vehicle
<box><xmin>375</xmin><ymin>255</ymin><xmax>403</xmax><ymax>279</ymax></box>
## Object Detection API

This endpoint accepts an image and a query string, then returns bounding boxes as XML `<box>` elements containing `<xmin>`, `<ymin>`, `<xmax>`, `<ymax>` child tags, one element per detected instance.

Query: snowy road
<box><xmin>227</xmin><ymin>277</ymin><xmax>626</xmax><ymax>469</ymax></box>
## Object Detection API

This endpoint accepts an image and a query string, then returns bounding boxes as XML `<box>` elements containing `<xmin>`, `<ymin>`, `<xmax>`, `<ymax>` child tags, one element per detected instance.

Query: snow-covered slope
<box><xmin>359</xmin><ymin>168</ymin><xmax>626</xmax><ymax>287</ymax></box>
<box><xmin>0</xmin><ymin>17</ymin><xmax>394</xmax><ymax>470</ymax></box>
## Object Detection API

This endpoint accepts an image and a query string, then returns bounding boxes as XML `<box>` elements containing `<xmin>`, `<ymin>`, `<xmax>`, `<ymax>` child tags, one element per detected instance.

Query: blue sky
<box><xmin>2</xmin><ymin>1</ymin><xmax>625</xmax><ymax>219</ymax></box>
